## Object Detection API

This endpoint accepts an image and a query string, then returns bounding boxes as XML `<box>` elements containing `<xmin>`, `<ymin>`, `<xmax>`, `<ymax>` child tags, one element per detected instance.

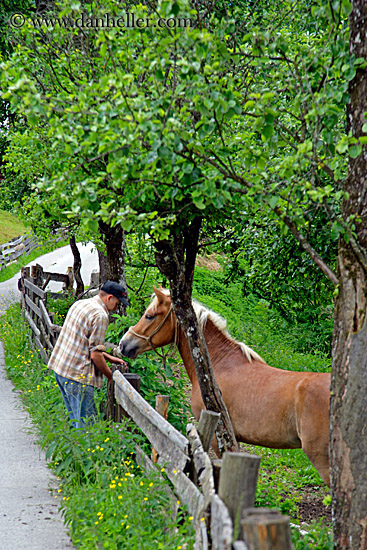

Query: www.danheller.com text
<box><xmin>9</xmin><ymin>11</ymin><xmax>197</xmax><ymax>29</ymax></box>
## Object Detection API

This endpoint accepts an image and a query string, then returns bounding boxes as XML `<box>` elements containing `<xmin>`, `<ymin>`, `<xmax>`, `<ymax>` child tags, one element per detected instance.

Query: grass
<box><xmin>0</xmin><ymin>209</ymin><xmax>29</xmax><ymax>244</ymax></box>
<box><xmin>0</xmin><ymin>304</ymin><xmax>195</xmax><ymax>550</ymax></box>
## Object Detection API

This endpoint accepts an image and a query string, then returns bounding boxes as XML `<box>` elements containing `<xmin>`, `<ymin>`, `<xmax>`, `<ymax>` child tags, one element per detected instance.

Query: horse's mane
<box><xmin>150</xmin><ymin>290</ymin><xmax>265</xmax><ymax>364</ymax></box>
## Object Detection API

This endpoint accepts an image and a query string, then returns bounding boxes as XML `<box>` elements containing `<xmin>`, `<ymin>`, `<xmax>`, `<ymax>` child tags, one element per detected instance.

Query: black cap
<box><xmin>101</xmin><ymin>281</ymin><xmax>129</xmax><ymax>306</ymax></box>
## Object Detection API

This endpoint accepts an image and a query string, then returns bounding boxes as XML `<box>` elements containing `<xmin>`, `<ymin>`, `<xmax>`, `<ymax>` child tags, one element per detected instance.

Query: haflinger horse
<box><xmin>119</xmin><ymin>286</ymin><xmax>331</xmax><ymax>486</ymax></box>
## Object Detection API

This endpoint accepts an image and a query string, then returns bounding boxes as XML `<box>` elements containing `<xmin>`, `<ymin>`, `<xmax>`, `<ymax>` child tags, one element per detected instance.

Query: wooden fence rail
<box><xmin>20</xmin><ymin>268</ymin><xmax>72</xmax><ymax>363</ymax></box>
<box><xmin>20</xmin><ymin>269</ymin><xmax>294</xmax><ymax>550</ymax></box>
<box><xmin>0</xmin><ymin>233</ymin><xmax>38</xmax><ymax>270</ymax></box>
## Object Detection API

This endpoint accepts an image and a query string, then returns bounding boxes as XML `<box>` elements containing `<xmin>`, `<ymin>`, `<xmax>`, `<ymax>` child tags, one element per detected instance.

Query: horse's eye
<box><xmin>145</xmin><ymin>314</ymin><xmax>155</xmax><ymax>321</ymax></box>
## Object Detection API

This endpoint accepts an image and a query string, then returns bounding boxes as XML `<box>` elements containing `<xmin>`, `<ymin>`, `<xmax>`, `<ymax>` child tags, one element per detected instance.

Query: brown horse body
<box><xmin>120</xmin><ymin>287</ymin><xmax>330</xmax><ymax>486</ymax></box>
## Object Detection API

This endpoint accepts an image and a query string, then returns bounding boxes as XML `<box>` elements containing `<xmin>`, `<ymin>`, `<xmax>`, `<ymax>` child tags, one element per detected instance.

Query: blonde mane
<box><xmin>149</xmin><ymin>290</ymin><xmax>265</xmax><ymax>364</ymax></box>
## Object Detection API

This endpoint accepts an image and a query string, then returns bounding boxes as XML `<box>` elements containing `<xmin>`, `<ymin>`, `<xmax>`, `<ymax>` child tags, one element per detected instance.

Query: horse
<box><xmin>119</xmin><ymin>286</ymin><xmax>331</xmax><ymax>486</ymax></box>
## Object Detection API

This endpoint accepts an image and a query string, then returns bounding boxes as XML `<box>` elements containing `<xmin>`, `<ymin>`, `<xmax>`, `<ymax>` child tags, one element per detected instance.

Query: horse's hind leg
<box><xmin>296</xmin><ymin>378</ymin><xmax>330</xmax><ymax>486</ymax></box>
<box><xmin>301</xmin><ymin>439</ymin><xmax>330</xmax><ymax>486</ymax></box>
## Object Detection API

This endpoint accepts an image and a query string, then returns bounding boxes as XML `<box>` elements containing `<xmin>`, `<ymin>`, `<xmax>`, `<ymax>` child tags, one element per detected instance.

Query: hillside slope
<box><xmin>0</xmin><ymin>210</ymin><xmax>29</xmax><ymax>244</ymax></box>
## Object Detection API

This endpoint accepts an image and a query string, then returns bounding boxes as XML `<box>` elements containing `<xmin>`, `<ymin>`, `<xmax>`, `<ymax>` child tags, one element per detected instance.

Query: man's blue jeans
<box><xmin>54</xmin><ymin>372</ymin><xmax>97</xmax><ymax>429</ymax></box>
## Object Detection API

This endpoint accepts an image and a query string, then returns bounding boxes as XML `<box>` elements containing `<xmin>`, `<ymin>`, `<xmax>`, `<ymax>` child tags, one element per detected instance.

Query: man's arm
<box><xmin>90</xmin><ymin>351</ymin><xmax>112</xmax><ymax>381</ymax></box>
<box><xmin>103</xmin><ymin>352</ymin><xmax>128</xmax><ymax>368</ymax></box>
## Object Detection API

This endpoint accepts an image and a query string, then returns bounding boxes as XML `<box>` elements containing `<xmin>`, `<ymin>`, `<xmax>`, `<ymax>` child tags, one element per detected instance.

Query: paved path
<box><xmin>0</xmin><ymin>243</ymin><xmax>98</xmax><ymax>549</ymax></box>
<box><xmin>0</xmin><ymin>242</ymin><xmax>99</xmax><ymax>314</ymax></box>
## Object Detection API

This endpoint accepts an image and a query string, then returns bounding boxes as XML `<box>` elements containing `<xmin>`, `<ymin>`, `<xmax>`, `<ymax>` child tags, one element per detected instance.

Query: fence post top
<box><xmin>199</xmin><ymin>409</ymin><xmax>221</xmax><ymax>419</ymax></box>
<box><xmin>222</xmin><ymin>451</ymin><xmax>261</xmax><ymax>462</ymax></box>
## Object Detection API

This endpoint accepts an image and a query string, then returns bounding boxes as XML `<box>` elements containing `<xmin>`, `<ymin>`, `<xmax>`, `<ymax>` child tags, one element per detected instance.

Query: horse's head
<box><xmin>119</xmin><ymin>286</ymin><xmax>176</xmax><ymax>359</ymax></box>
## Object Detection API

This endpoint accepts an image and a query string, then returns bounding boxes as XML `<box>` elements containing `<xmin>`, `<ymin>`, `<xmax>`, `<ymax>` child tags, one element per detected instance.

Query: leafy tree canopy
<box><xmin>0</xmin><ymin>0</ymin><xmax>357</xmax><ymax>276</ymax></box>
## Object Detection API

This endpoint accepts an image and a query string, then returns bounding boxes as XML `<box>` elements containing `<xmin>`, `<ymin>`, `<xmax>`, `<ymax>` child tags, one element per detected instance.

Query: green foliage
<box><xmin>220</xmin><ymin>214</ymin><xmax>335</xmax><ymax>354</ymax></box>
<box><xmin>193</xmin><ymin>267</ymin><xmax>332</xmax><ymax>366</ymax></box>
<box><xmin>0</xmin><ymin>0</ymin><xmax>352</xmax><ymax>266</ymax></box>
<box><xmin>47</xmin><ymin>293</ymin><xmax>78</xmax><ymax>325</ymax></box>
<box><xmin>120</xmin><ymin>353</ymin><xmax>191</xmax><ymax>434</ymax></box>
<box><xmin>292</xmin><ymin>522</ymin><xmax>334</xmax><ymax>549</ymax></box>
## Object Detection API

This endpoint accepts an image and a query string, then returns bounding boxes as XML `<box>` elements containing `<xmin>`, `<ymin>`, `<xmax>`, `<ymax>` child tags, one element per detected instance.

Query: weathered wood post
<box><xmin>197</xmin><ymin>410</ymin><xmax>221</xmax><ymax>453</ymax></box>
<box><xmin>67</xmin><ymin>266</ymin><xmax>74</xmax><ymax>293</ymax></box>
<box><xmin>106</xmin><ymin>365</ymin><xmax>126</xmax><ymax>421</ymax></box>
<box><xmin>19</xmin><ymin>266</ymin><xmax>30</xmax><ymax>306</ymax></box>
<box><xmin>35</xmin><ymin>263</ymin><xmax>44</xmax><ymax>287</ymax></box>
<box><xmin>218</xmin><ymin>452</ymin><xmax>261</xmax><ymax>538</ymax></box>
<box><xmin>241</xmin><ymin>508</ymin><xmax>293</xmax><ymax>550</ymax></box>
<box><xmin>212</xmin><ymin>459</ymin><xmax>223</xmax><ymax>493</ymax></box>
<box><xmin>152</xmin><ymin>395</ymin><xmax>169</xmax><ymax>463</ymax></box>
<box><xmin>30</xmin><ymin>265</ymin><xmax>39</xmax><ymax>328</ymax></box>
<box><xmin>106</xmin><ymin>366</ymin><xmax>140</xmax><ymax>422</ymax></box>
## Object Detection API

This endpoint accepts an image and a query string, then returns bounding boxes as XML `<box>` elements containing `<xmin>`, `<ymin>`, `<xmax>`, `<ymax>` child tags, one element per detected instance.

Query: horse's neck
<box><xmin>177</xmin><ymin>319</ymin><xmax>242</xmax><ymax>383</ymax></box>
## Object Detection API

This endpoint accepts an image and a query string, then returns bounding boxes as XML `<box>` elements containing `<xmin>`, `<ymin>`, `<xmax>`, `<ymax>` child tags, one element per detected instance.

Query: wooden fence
<box><xmin>113</xmin><ymin>371</ymin><xmax>293</xmax><ymax>550</ymax></box>
<box><xmin>20</xmin><ymin>268</ymin><xmax>294</xmax><ymax>550</ymax></box>
<box><xmin>19</xmin><ymin>265</ymin><xmax>73</xmax><ymax>363</ymax></box>
<box><xmin>0</xmin><ymin>233</ymin><xmax>38</xmax><ymax>270</ymax></box>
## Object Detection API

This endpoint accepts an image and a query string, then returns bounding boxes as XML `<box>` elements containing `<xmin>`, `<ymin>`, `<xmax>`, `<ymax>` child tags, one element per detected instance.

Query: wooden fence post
<box><xmin>241</xmin><ymin>508</ymin><xmax>293</xmax><ymax>550</ymax></box>
<box><xmin>106</xmin><ymin>365</ymin><xmax>126</xmax><ymax>421</ymax></box>
<box><xmin>197</xmin><ymin>410</ymin><xmax>220</xmax><ymax>453</ymax></box>
<box><xmin>218</xmin><ymin>452</ymin><xmax>261</xmax><ymax>537</ymax></box>
<box><xmin>67</xmin><ymin>266</ymin><xmax>74</xmax><ymax>292</ymax></box>
<box><xmin>106</xmin><ymin>367</ymin><xmax>141</xmax><ymax>422</ymax></box>
<box><xmin>30</xmin><ymin>265</ymin><xmax>39</xmax><ymax>327</ymax></box>
<box><xmin>152</xmin><ymin>395</ymin><xmax>169</xmax><ymax>463</ymax></box>
<box><xmin>212</xmin><ymin>459</ymin><xmax>222</xmax><ymax>493</ymax></box>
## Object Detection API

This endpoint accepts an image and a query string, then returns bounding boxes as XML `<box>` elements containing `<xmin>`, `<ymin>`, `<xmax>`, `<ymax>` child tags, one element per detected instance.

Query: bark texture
<box><xmin>98</xmin><ymin>221</ymin><xmax>128</xmax><ymax>313</ymax></box>
<box><xmin>154</xmin><ymin>218</ymin><xmax>238</xmax><ymax>454</ymax></box>
<box><xmin>69</xmin><ymin>235</ymin><xmax>84</xmax><ymax>296</ymax></box>
<box><xmin>330</xmin><ymin>2</ymin><xmax>367</xmax><ymax>547</ymax></box>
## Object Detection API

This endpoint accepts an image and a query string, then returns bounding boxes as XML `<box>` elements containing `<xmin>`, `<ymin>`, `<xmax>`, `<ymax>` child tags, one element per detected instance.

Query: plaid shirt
<box><xmin>48</xmin><ymin>295</ymin><xmax>109</xmax><ymax>389</ymax></box>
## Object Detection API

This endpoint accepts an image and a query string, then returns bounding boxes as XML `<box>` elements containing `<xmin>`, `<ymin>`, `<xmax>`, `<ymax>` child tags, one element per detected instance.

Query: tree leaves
<box><xmin>0</xmin><ymin>0</ymin><xmax>353</xmax><ymax>270</ymax></box>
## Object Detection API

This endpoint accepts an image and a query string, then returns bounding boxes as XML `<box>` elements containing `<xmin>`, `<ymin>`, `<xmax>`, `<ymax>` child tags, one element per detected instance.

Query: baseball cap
<box><xmin>100</xmin><ymin>281</ymin><xmax>129</xmax><ymax>306</ymax></box>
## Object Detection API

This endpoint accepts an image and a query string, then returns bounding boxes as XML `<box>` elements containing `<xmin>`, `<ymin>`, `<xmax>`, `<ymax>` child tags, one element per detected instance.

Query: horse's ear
<box><xmin>153</xmin><ymin>285</ymin><xmax>167</xmax><ymax>303</ymax></box>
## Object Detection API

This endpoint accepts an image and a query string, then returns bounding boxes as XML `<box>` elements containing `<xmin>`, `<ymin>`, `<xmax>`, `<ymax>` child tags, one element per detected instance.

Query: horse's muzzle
<box><xmin>119</xmin><ymin>334</ymin><xmax>140</xmax><ymax>359</ymax></box>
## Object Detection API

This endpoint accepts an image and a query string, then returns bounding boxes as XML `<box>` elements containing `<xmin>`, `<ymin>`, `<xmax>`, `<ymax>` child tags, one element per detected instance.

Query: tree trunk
<box><xmin>98</xmin><ymin>220</ymin><xmax>128</xmax><ymax>313</ymax></box>
<box><xmin>154</xmin><ymin>218</ymin><xmax>238</xmax><ymax>454</ymax></box>
<box><xmin>69</xmin><ymin>235</ymin><xmax>84</xmax><ymax>296</ymax></box>
<box><xmin>98</xmin><ymin>248</ymin><xmax>108</xmax><ymax>283</ymax></box>
<box><xmin>330</xmin><ymin>2</ymin><xmax>367</xmax><ymax>547</ymax></box>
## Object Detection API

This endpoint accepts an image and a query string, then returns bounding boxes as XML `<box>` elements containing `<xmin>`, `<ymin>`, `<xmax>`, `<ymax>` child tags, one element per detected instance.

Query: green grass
<box><xmin>0</xmin><ymin>304</ymin><xmax>195</xmax><ymax>550</ymax></box>
<box><xmin>0</xmin><ymin>209</ymin><xmax>29</xmax><ymax>244</ymax></box>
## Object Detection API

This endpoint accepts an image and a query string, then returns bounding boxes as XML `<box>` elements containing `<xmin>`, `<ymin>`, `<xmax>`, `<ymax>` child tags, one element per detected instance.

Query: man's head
<box><xmin>99</xmin><ymin>281</ymin><xmax>129</xmax><ymax>312</ymax></box>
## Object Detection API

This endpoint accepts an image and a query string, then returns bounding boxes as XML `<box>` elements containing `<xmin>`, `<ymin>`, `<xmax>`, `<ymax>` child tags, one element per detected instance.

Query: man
<box><xmin>48</xmin><ymin>281</ymin><xmax>128</xmax><ymax>429</ymax></box>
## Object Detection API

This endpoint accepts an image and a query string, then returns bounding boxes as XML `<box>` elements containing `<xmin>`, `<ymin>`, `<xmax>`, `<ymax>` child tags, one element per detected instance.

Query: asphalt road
<box><xmin>0</xmin><ymin>242</ymin><xmax>98</xmax><ymax>549</ymax></box>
